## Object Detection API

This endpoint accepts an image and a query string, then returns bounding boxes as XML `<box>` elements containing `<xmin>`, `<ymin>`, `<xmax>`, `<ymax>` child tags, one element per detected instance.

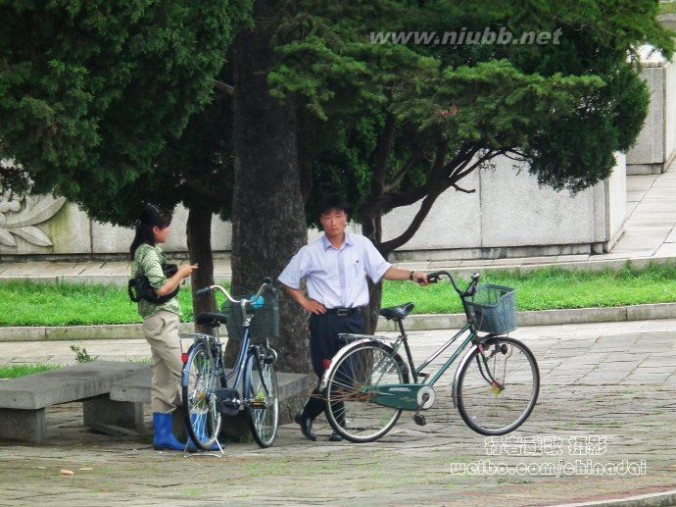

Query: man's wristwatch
<box><xmin>409</xmin><ymin>271</ymin><xmax>415</xmax><ymax>281</ymax></box>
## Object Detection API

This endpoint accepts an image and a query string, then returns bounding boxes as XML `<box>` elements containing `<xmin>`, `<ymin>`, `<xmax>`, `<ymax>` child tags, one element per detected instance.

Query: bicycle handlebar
<box><xmin>427</xmin><ymin>270</ymin><xmax>480</xmax><ymax>298</ymax></box>
<box><xmin>195</xmin><ymin>277</ymin><xmax>274</xmax><ymax>305</ymax></box>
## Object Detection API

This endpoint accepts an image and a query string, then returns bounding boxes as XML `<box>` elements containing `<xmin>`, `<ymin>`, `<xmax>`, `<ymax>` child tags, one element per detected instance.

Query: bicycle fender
<box><xmin>451</xmin><ymin>342</ymin><xmax>480</xmax><ymax>408</ymax></box>
<box><xmin>318</xmin><ymin>337</ymin><xmax>394</xmax><ymax>391</ymax></box>
<box><xmin>181</xmin><ymin>342</ymin><xmax>215</xmax><ymax>386</ymax></box>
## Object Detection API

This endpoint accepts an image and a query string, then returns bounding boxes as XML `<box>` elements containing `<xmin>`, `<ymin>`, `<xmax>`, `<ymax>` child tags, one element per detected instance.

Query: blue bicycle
<box><xmin>181</xmin><ymin>278</ymin><xmax>279</xmax><ymax>450</ymax></box>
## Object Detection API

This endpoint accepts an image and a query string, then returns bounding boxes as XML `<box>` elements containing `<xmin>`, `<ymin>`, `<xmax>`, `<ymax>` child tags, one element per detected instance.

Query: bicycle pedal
<box><xmin>214</xmin><ymin>388</ymin><xmax>241</xmax><ymax>416</ymax></box>
<box><xmin>413</xmin><ymin>414</ymin><xmax>426</xmax><ymax>426</ymax></box>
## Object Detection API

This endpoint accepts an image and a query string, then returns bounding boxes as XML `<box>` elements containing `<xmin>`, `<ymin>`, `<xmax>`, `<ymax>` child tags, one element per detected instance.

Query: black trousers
<box><xmin>302</xmin><ymin>310</ymin><xmax>365</xmax><ymax>422</ymax></box>
<box><xmin>309</xmin><ymin>310</ymin><xmax>365</xmax><ymax>378</ymax></box>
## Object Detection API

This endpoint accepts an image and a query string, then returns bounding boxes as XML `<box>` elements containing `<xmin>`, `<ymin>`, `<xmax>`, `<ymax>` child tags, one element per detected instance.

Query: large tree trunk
<box><xmin>186</xmin><ymin>207</ymin><xmax>216</xmax><ymax>335</ymax></box>
<box><xmin>228</xmin><ymin>0</ymin><xmax>310</xmax><ymax>373</ymax></box>
<box><xmin>363</xmin><ymin>212</ymin><xmax>385</xmax><ymax>334</ymax></box>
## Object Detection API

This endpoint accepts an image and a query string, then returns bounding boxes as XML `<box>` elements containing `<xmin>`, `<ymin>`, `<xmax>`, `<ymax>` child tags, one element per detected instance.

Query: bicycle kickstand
<box><xmin>183</xmin><ymin>438</ymin><xmax>225</xmax><ymax>458</ymax></box>
<box><xmin>413</xmin><ymin>393</ymin><xmax>429</xmax><ymax>427</ymax></box>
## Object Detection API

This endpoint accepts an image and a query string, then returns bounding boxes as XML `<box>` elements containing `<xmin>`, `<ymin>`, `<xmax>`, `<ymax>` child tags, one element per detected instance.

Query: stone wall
<box><xmin>626</xmin><ymin>46</ymin><xmax>676</xmax><ymax>175</ymax></box>
<box><xmin>0</xmin><ymin>197</ymin><xmax>231</xmax><ymax>260</ymax></box>
<box><xmin>0</xmin><ymin>154</ymin><xmax>626</xmax><ymax>261</ymax></box>
<box><xmin>384</xmin><ymin>154</ymin><xmax>626</xmax><ymax>261</ymax></box>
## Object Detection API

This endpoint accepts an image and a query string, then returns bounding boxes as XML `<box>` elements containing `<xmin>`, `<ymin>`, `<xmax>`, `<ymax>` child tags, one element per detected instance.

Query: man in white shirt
<box><xmin>278</xmin><ymin>195</ymin><xmax>428</xmax><ymax>441</ymax></box>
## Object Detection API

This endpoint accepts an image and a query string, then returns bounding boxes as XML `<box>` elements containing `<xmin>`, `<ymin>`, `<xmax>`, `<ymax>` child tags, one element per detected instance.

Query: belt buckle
<box><xmin>336</xmin><ymin>308</ymin><xmax>349</xmax><ymax>317</ymax></box>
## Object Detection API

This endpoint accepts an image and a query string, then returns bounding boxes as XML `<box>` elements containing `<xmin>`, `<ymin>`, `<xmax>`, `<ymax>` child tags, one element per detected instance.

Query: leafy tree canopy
<box><xmin>267</xmin><ymin>0</ymin><xmax>673</xmax><ymax>242</ymax></box>
<box><xmin>0</xmin><ymin>0</ymin><xmax>250</xmax><ymax>223</ymax></box>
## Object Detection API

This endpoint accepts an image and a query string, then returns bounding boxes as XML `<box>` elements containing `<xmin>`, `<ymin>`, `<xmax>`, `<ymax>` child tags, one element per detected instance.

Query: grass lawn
<box><xmin>0</xmin><ymin>364</ymin><xmax>59</xmax><ymax>378</ymax></box>
<box><xmin>383</xmin><ymin>262</ymin><xmax>676</xmax><ymax>313</ymax></box>
<box><xmin>659</xmin><ymin>1</ymin><xmax>676</xmax><ymax>15</ymax></box>
<box><xmin>0</xmin><ymin>262</ymin><xmax>675</xmax><ymax>326</ymax></box>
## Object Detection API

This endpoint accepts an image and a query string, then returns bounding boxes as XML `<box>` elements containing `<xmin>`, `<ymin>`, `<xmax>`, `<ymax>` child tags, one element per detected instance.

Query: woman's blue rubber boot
<box><xmin>152</xmin><ymin>412</ymin><xmax>188</xmax><ymax>451</ymax></box>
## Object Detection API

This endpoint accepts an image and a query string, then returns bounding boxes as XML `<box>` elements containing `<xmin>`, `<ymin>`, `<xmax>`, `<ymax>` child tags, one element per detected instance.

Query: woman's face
<box><xmin>152</xmin><ymin>225</ymin><xmax>170</xmax><ymax>244</ymax></box>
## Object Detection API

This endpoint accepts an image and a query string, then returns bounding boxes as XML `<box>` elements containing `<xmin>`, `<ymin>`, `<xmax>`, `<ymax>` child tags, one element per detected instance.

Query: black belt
<box><xmin>324</xmin><ymin>307</ymin><xmax>365</xmax><ymax>317</ymax></box>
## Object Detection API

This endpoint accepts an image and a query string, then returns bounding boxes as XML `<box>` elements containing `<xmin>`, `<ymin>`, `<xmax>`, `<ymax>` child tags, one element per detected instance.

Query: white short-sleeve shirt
<box><xmin>278</xmin><ymin>232</ymin><xmax>391</xmax><ymax>308</ymax></box>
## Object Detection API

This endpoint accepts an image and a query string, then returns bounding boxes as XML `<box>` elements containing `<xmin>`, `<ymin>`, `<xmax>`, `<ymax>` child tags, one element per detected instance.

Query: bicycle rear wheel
<box><xmin>455</xmin><ymin>336</ymin><xmax>539</xmax><ymax>435</ymax></box>
<box><xmin>182</xmin><ymin>342</ymin><xmax>223</xmax><ymax>450</ymax></box>
<box><xmin>244</xmin><ymin>347</ymin><xmax>279</xmax><ymax>448</ymax></box>
<box><xmin>325</xmin><ymin>341</ymin><xmax>408</xmax><ymax>443</ymax></box>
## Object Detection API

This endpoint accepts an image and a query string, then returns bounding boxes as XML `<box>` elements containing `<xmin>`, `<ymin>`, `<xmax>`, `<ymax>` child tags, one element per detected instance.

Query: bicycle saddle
<box><xmin>379</xmin><ymin>302</ymin><xmax>415</xmax><ymax>321</ymax></box>
<box><xmin>195</xmin><ymin>311</ymin><xmax>228</xmax><ymax>328</ymax></box>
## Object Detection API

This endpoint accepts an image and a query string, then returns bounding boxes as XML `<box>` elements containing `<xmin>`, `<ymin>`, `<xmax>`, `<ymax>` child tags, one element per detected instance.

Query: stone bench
<box><xmin>110</xmin><ymin>367</ymin><xmax>314</xmax><ymax>429</ymax></box>
<box><xmin>0</xmin><ymin>361</ymin><xmax>147</xmax><ymax>444</ymax></box>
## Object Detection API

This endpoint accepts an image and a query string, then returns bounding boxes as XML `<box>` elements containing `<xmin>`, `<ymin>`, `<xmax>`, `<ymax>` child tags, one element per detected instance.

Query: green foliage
<box><xmin>0</xmin><ymin>280</ymin><xmax>195</xmax><ymax>326</ymax></box>
<box><xmin>383</xmin><ymin>262</ymin><xmax>676</xmax><ymax>313</ymax></box>
<box><xmin>660</xmin><ymin>2</ymin><xmax>676</xmax><ymax>15</ymax></box>
<box><xmin>268</xmin><ymin>0</ymin><xmax>673</xmax><ymax>244</ymax></box>
<box><xmin>0</xmin><ymin>0</ymin><xmax>251</xmax><ymax>224</ymax></box>
<box><xmin>70</xmin><ymin>345</ymin><xmax>98</xmax><ymax>363</ymax></box>
<box><xmin>0</xmin><ymin>364</ymin><xmax>59</xmax><ymax>379</ymax></box>
<box><xmin>1</xmin><ymin>264</ymin><xmax>676</xmax><ymax>326</ymax></box>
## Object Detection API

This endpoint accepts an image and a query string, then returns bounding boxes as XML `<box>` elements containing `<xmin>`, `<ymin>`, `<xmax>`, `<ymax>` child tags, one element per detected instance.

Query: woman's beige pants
<box><xmin>142</xmin><ymin>310</ymin><xmax>183</xmax><ymax>414</ymax></box>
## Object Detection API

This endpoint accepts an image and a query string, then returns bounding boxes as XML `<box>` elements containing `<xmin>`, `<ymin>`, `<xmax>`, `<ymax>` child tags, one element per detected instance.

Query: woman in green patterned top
<box><xmin>130</xmin><ymin>204</ymin><xmax>198</xmax><ymax>451</ymax></box>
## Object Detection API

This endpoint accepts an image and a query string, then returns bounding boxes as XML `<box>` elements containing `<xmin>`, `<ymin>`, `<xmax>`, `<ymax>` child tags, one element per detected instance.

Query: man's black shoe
<box><xmin>328</xmin><ymin>431</ymin><xmax>343</xmax><ymax>442</ymax></box>
<box><xmin>294</xmin><ymin>411</ymin><xmax>317</xmax><ymax>441</ymax></box>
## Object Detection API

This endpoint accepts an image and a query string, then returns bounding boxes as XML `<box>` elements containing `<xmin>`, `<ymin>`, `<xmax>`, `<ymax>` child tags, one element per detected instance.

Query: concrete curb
<box><xmin>548</xmin><ymin>489</ymin><xmax>676</xmax><ymax>507</ymax></box>
<box><xmin>2</xmin><ymin>303</ymin><xmax>676</xmax><ymax>341</ymax></box>
<box><xmin>0</xmin><ymin>323</ymin><xmax>195</xmax><ymax>342</ymax></box>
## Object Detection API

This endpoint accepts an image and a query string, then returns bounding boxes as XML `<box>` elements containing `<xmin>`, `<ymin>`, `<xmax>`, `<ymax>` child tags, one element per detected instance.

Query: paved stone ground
<box><xmin>0</xmin><ymin>322</ymin><xmax>674</xmax><ymax>506</ymax></box>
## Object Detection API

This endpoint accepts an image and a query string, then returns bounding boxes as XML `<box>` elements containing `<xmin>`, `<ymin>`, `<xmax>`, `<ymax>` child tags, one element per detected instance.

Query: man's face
<box><xmin>319</xmin><ymin>208</ymin><xmax>348</xmax><ymax>237</ymax></box>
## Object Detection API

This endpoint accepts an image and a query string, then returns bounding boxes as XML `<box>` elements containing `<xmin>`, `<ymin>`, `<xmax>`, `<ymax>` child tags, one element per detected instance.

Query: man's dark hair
<box><xmin>318</xmin><ymin>194</ymin><xmax>348</xmax><ymax>216</ymax></box>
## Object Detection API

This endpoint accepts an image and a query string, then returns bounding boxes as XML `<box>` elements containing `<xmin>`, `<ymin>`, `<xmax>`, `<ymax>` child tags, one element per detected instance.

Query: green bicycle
<box><xmin>319</xmin><ymin>270</ymin><xmax>540</xmax><ymax>443</ymax></box>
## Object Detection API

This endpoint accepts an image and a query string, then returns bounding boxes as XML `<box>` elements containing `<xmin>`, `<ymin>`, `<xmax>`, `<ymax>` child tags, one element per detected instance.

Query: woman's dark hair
<box><xmin>129</xmin><ymin>204</ymin><xmax>173</xmax><ymax>260</ymax></box>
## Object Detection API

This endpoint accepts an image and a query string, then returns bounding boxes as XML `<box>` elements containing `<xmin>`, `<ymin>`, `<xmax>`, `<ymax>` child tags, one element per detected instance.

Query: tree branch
<box><xmin>214</xmin><ymin>80</ymin><xmax>234</xmax><ymax>95</ymax></box>
<box><xmin>379</xmin><ymin>191</ymin><xmax>442</xmax><ymax>255</ymax></box>
<box><xmin>383</xmin><ymin>150</ymin><xmax>423</xmax><ymax>193</ymax></box>
<box><xmin>371</xmin><ymin>113</ymin><xmax>397</xmax><ymax>195</ymax></box>
<box><xmin>450</xmin><ymin>182</ymin><xmax>476</xmax><ymax>193</ymax></box>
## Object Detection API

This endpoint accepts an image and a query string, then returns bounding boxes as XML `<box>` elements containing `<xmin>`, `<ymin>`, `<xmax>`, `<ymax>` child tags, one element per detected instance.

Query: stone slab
<box><xmin>0</xmin><ymin>361</ymin><xmax>146</xmax><ymax>410</ymax></box>
<box><xmin>109</xmin><ymin>366</ymin><xmax>313</xmax><ymax>406</ymax></box>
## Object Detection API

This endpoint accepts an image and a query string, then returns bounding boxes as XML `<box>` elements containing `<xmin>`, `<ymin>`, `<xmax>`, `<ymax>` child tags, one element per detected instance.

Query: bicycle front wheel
<box><xmin>325</xmin><ymin>342</ymin><xmax>408</xmax><ymax>443</ymax></box>
<box><xmin>244</xmin><ymin>347</ymin><xmax>279</xmax><ymax>448</ymax></box>
<box><xmin>455</xmin><ymin>336</ymin><xmax>539</xmax><ymax>435</ymax></box>
<box><xmin>182</xmin><ymin>343</ymin><xmax>223</xmax><ymax>450</ymax></box>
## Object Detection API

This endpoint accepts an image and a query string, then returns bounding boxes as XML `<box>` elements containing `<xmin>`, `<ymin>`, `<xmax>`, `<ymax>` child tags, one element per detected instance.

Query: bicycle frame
<box><xmin>320</xmin><ymin>324</ymin><xmax>480</xmax><ymax>410</ymax></box>
<box><xmin>224</xmin><ymin>303</ymin><xmax>255</xmax><ymax>393</ymax></box>
<box><xmin>395</xmin><ymin>322</ymin><xmax>478</xmax><ymax>387</ymax></box>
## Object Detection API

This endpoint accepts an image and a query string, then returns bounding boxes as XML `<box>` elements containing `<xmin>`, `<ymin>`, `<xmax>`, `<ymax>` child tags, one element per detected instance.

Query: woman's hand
<box><xmin>156</xmin><ymin>263</ymin><xmax>198</xmax><ymax>297</ymax></box>
<box><xmin>177</xmin><ymin>263</ymin><xmax>198</xmax><ymax>279</ymax></box>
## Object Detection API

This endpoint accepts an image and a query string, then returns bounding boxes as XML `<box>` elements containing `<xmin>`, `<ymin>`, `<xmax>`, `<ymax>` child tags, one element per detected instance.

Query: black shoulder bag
<box><xmin>128</xmin><ymin>263</ymin><xmax>179</xmax><ymax>304</ymax></box>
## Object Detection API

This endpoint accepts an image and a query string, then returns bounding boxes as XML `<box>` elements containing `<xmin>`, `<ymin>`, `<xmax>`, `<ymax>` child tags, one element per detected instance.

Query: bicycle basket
<box><xmin>463</xmin><ymin>284</ymin><xmax>517</xmax><ymax>334</ymax></box>
<box><xmin>222</xmin><ymin>290</ymin><xmax>279</xmax><ymax>342</ymax></box>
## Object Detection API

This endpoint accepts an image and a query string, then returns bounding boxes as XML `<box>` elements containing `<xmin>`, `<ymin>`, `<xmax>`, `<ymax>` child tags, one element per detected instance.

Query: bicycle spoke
<box><xmin>182</xmin><ymin>344</ymin><xmax>222</xmax><ymax>450</ymax></box>
<box><xmin>456</xmin><ymin>337</ymin><xmax>539</xmax><ymax>435</ymax></box>
<box><xmin>325</xmin><ymin>343</ymin><xmax>407</xmax><ymax>443</ymax></box>
<box><xmin>246</xmin><ymin>349</ymin><xmax>279</xmax><ymax>448</ymax></box>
